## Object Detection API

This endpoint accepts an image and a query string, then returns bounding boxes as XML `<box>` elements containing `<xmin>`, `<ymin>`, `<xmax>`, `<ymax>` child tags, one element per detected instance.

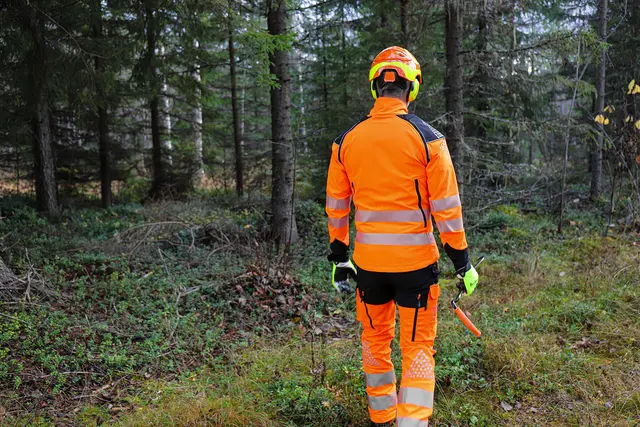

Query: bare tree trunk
<box><xmin>160</xmin><ymin>44</ymin><xmax>172</xmax><ymax>165</ymax></box>
<box><xmin>341</xmin><ymin>1</ymin><xmax>348</xmax><ymax>107</ymax></box>
<box><xmin>320</xmin><ymin>4</ymin><xmax>328</xmax><ymax>110</ymax></box>
<box><xmin>192</xmin><ymin>39</ymin><xmax>204</xmax><ymax>182</ymax></box>
<box><xmin>146</xmin><ymin>0</ymin><xmax>169</xmax><ymax>197</ymax></box>
<box><xmin>470</xmin><ymin>0</ymin><xmax>490</xmax><ymax>163</ymax></box>
<box><xmin>92</xmin><ymin>0</ymin><xmax>112</xmax><ymax>208</ymax></box>
<box><xmin>559</xmin><ymin>39</ymin><xmax>583</xmax><ymax>233</ymax></box>
<box><xmin>529</xmin><ymin>49</ymin><xmax>535</xmax><ymax>164</ymax></box>
<box><xmin>400</xmin><ymin>0</ymin><xmax>410</xmax><ymax>48</ymax></box>
<box><xmin>297</xmin><ymin>61</ymin><xmax>307</xmax><ymax>148</ymax></box>
<box><xmin>228</xmin><ymin>2</ymin><xmax>244</xmax><ymax>197</ymax></box>
<box><xmin>267</xmin><ymin>0</ymin><xmax>299</xmax><ymax>246</ymax></box>
<box><xmin>590</xmin><ymin>0</ymin><xmax>608</xmax><ymax>201</ymax></box>
<box><xmin>240</xmin><ymin>69</ymin><xmax>246</xmax><ymax>150</ymax></box>
<box><xmin>26</xmin><ymin>3</ymin><xmax>58</xmax><ymax>215</ymax></box>
<box><xmin>444</xmin><ymin>0</ymin><xmax>465</xmax><ymax>178</ymax></box>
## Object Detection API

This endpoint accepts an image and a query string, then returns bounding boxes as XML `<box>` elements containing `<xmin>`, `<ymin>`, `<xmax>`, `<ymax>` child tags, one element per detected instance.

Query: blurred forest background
<box><xmin>0</xmin><ymin>0</ymin><xmax>639</xmax><ymax>426</ymax></box>
<box><xmin>1</xmin><ymin>0</ymin><xmax>639</xmax><ymax>227</ymax></box>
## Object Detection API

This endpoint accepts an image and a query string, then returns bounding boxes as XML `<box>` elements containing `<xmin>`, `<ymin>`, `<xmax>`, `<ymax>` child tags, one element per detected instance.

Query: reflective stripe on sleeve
<box><xmin>365</xmin><ymin>370</ymin><xmax>396</xmax><ymax>388</ymax></box>
<box><xmin>328</xmin><ymin>215</ymin><xmax>349</xmax><ymax>229</ymax></box>
<box><xmin>326</xmin><ymin>195</ymin><xmax>351</xmax><ymax>210</ymax></box>
<box><xmin>397</xmin><ymin>417</ymin><xmax>429</xmax><ymax>427</ymax></box>
<box><xmin>398</xmin><ymin>387</ymin><xmax>434</xmax><ymax>408</ymax></box>
<box><xmin>368</xmin><ymin>392</ymin><xmax>398</xmax><ymax>411</ymax></box>
<box><xmin>436</xmin><ymin>217</ymin><xmax>464</xmax><ymax>233</ymax></box>
<box><xmin>356</xmin><ymin>232</ymin><xmax>435</xmax><ymax>246</ymax></box>
<box><xmin>430</xmin><ymin>194</ymin><xmax>461</xmax><ymax>212</ymax></box>
<box><xmin>355</xmin><ymin>210</ymin><xmax>427</xmax><ymax>223</ymax></box>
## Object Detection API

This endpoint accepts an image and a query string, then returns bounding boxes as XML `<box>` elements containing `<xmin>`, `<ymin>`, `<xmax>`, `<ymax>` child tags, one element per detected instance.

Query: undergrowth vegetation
<box><xmin>0</xmin><ymin>195</ymin><xmax>638</xmax><ymax>426</ymax></box>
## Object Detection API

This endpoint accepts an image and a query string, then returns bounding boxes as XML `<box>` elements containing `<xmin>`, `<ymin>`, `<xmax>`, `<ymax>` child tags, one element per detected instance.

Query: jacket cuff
<box><xmin>328</xmin><ymin>239</ymin><xmax>349</xmax><ymax>263</ymax></box>
<box><xmin>444</xmin><ymin>243</ymin><xmax>469</xmax><ymax>272</ymax></box>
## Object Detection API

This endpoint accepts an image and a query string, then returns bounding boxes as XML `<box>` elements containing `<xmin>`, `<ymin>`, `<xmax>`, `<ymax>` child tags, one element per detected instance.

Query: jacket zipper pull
<box><xmin>417</xmin><ymin>293</ymin><xmax>421</xmax><ymax>308</ymax></box>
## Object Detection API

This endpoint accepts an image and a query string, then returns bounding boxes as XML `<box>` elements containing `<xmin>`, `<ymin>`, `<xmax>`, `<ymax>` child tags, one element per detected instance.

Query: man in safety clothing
<box><xmin>325</xmin><ymin>46</ymin><xmax>479</xmax><ymax>427</ymax></box>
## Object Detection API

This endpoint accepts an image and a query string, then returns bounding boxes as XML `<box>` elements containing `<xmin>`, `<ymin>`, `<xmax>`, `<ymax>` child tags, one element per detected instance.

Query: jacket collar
<box><xmin>369</xmin><ymin>97</ymin><xmax>409</xmax><ymax>116</ymax></box>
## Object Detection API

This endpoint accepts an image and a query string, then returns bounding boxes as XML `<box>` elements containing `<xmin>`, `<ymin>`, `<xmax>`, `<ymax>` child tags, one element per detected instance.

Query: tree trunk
<box><xmin>192</xmin><ymin>39</ymin><xmax>204</xmax><ymax>182</ymax></box>
<box><xmin>381</xmin><ymin>8</ymin><xmax>388</xmax><ymax>28</ymax></box>
<box><xmin>470</xmin><ymin>0</ymin><xmax>490</xmax><ymax>162</ymax></box>
<box><xmin>320</xmin><ymin>5</ymin><xmax>329</xmax><ymax>110</ymax></box>
<box><xmin>27</xmin><ymin>4</ymin><xmax>58</xmax><ymax>215</ymax></box>
<box><xmin>400</xmin><ymin>0</ymin><xmax>410</xmax><ymax>48</ymax></box>
<box><xmin>341</xmin><ymin>1</ymin><xmax>348</xmax><ymax>107</ymax></box>
<box><xmin>228</xmin><ymin>3</ymin><xmax>244</xmax><ymax>197</ymax></box>
<box><xmin>160</xmin><ymin>44</ymin><xmax>173</xmax><ymax>164</ymax></box>
<box><xmin>297</xmin><ymin>61</ymin><xmax>307</xmax><ymax>146</ymax></box>
<box><xmin>92</xmin><ymin>0</ymin><xmax>112</xmax><ymax>208</ymax></box>
<box><xmin>146</xmin><ymin>0</ymin><xmax>169</xmax><ymax>197</ymax></box>
<box><xmin>590</xmin><ymin>0</ymin><xmax>607</xmax><ymax>201</ymax></box>
<box><xmin>444</xmin><ymin>0</ymin><xmax>465</xmax><ymax>176</ymax></box>
<box><xmin>267</xmin><ymin>0</ymin><xmax>299</xmax><ymax>246</ymax></box>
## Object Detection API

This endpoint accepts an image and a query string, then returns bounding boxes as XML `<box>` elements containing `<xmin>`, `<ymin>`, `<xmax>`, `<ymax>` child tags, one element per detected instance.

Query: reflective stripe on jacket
<box><xmin>325</xmin><ymin>97</ymin><xmax>468</xmax><ymax>273</ymax></box>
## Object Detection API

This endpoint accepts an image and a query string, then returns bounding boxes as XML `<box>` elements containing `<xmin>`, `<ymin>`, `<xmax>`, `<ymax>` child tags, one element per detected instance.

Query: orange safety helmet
<box><xmin>369</xmin><ymin>46</ymin><xmax>423</xmax><ymax>102</ymax></box>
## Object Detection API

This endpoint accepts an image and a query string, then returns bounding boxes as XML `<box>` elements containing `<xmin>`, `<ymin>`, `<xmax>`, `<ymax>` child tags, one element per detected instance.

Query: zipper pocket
<box><xmin>360</xmin><ymin>289</ymin><xmax>375</xmax><ymax>330</ymax></box>
<box><xmin>414</xmin><ymin>179</ymin><xmax>427</xmax><ymax>227</ymax></box>
<box><xmin>411</xmin><ymin>307</ymin><xmax>419</xmax><ymax>341</ymax></box>
<box><xmin>411</xmin><ymin>293</ymin><xmax>428</xmax><ymax>342</ymax></box>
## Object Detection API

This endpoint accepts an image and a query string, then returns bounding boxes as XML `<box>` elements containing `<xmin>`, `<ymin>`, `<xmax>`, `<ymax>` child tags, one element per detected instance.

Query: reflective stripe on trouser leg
<box><xmin>368</xmin><ymin>392</ymin><xmax>398</xmax><ymax>411</ymax></box>
<box><xmin>397</xmin><ymin>284</ymin><xmax>440</xmax><ymax>423</ymax></box>
<box><xmin>397</xmin><ymin>418</ymin><xmax>429</xmax><ymax>427</ymax></box>
<box><xmin>356</xmin><ymin>297</ymin><xmax>397</xmax><ymax>424</ymax></box>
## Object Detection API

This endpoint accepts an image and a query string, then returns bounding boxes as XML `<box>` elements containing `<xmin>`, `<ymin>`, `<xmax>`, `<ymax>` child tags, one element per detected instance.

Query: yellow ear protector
<box><xmin>370</xmin><ymin>70</ymin><xmax>420</xmax><ymax>102</ymax></box>
<box><xmin>408</xmin><ymin>80</ymin><xmax>420</xmax><ymax>102</ymax></box>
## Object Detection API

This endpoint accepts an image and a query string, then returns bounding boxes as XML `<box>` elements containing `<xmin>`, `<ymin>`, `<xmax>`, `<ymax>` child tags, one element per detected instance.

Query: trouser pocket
<box><xmin>356</xmin><ymin>287</ymin><xmax>376</xmax><ymax>330</ymax></box>
<box><xmin>411</xmin><ymin>292</ymin><xmax>429</xmax><ymax>342</ymax></box>
<box><xmin>408</xmin><ymin>283</ymin><xmax>440</xmax><ymax>343</ymax></box>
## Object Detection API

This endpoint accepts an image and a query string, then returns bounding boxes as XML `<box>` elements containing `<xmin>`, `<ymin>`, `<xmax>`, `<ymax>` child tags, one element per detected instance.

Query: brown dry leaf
<box><xmin>636</xmin><ymin>155</ymin><xmax>640</xmax><ymax>164</ymax></box>
<box><xmin>571</xmin><ymin>336</ymin><xmax>604</xmax><ymax>350</ymax></box>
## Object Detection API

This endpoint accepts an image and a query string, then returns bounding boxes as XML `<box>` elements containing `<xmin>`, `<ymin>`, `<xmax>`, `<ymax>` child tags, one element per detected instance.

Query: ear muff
<box><xmin>408</xmin><ymin>79</ymin><xmax>420</xmax><ymax>102</ymax></box>
<box><xmin>370</xmin><ymin>72</ymin><xmax>419</xmax><ymax>101</ymax></box>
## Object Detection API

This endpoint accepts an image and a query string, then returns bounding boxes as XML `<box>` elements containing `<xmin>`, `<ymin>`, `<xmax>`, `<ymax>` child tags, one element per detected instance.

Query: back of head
<box><xmin>369</xmin><ymin>46</ymin><xmax>423</xmax><ymax>102</ymax></box>
<box><xmin>374</xmin><ymin>70</ymin><xmax>411</xmax><ymax>99</ymax></box>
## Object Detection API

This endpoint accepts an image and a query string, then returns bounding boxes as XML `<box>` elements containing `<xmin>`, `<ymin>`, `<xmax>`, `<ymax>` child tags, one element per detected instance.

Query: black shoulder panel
<box><xmin>333</xmin><ymin>116</ymin><xmax>370</xmax><ymax>163</ymax></box>
<box><xmin>397</xmin><ymin>114</ymin><xmax>445</xmax><ymax>162</ymax></box>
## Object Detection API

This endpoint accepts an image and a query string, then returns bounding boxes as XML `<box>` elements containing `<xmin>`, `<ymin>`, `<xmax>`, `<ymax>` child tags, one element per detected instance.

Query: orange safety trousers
<box><xmin>355</xmin><ymin>264</ymin><xmax>440</xmax><ymax>427</ymax></box>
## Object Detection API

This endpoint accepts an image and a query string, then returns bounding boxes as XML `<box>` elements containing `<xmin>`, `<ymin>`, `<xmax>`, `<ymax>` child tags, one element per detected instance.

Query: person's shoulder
<box><xmin>396</xmin><ymin>113</ymin><xmax>445</xmax><ymax>143</ymax></box>
<box><xmin>332</xmin><ymin>116</ymin><xmax>371</xmax><ymax>146</ymax></box>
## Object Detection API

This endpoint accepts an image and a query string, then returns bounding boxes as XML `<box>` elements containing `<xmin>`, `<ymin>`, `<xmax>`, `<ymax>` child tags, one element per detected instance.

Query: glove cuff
<box><xmin>455</xmin><ymin>261</ymin><xmax>472</xmax><ymax>278</ymax></box>
<box><xmin>445</xmin><ymin>243</ymin><xmax>469</xmax><ymax>272</ymax></box>
<box><xmin>328</xmin><ymin>239</ymin><xmax>349</xmax><ymax>263</ymax></box>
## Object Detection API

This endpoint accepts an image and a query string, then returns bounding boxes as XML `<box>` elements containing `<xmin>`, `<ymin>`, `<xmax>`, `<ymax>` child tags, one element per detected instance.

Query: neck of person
<box><xmin>381</xmin><ymin>94</ymin><xmax>409</xmax><ymax>107</ymax></box>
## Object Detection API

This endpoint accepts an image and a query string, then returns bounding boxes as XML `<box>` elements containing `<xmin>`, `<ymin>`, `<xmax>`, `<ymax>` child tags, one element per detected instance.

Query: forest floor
<box><xmin>0</xmin><ymin>194</ymin><xmax>638</xmax><ymax>426</ymax></box>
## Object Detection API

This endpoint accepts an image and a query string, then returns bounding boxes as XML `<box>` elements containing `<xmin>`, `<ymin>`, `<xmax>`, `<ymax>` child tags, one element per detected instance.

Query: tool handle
<box><xmin>453</xmin><ymin>307</ymin><xmax>482</xmax><ymax>338</ymax></box>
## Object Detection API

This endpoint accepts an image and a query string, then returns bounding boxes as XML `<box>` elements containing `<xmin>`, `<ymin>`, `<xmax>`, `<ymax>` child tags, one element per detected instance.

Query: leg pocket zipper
<box><xmin>360</xmin><ymin>289</ymin><xmax>375</xmax><ymax>331</ymax></box>
<box><xmin>411</xmin><ymin>293</ymin><xmax>429</xmax><ymax>342</ymax></box>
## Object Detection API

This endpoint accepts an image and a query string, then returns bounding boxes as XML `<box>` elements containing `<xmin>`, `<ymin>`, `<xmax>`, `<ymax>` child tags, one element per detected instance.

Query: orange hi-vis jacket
<box><xmin>326</xmin><ymin>97</ymin><xmax>468</xmax><ymax>273</ymax></box>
